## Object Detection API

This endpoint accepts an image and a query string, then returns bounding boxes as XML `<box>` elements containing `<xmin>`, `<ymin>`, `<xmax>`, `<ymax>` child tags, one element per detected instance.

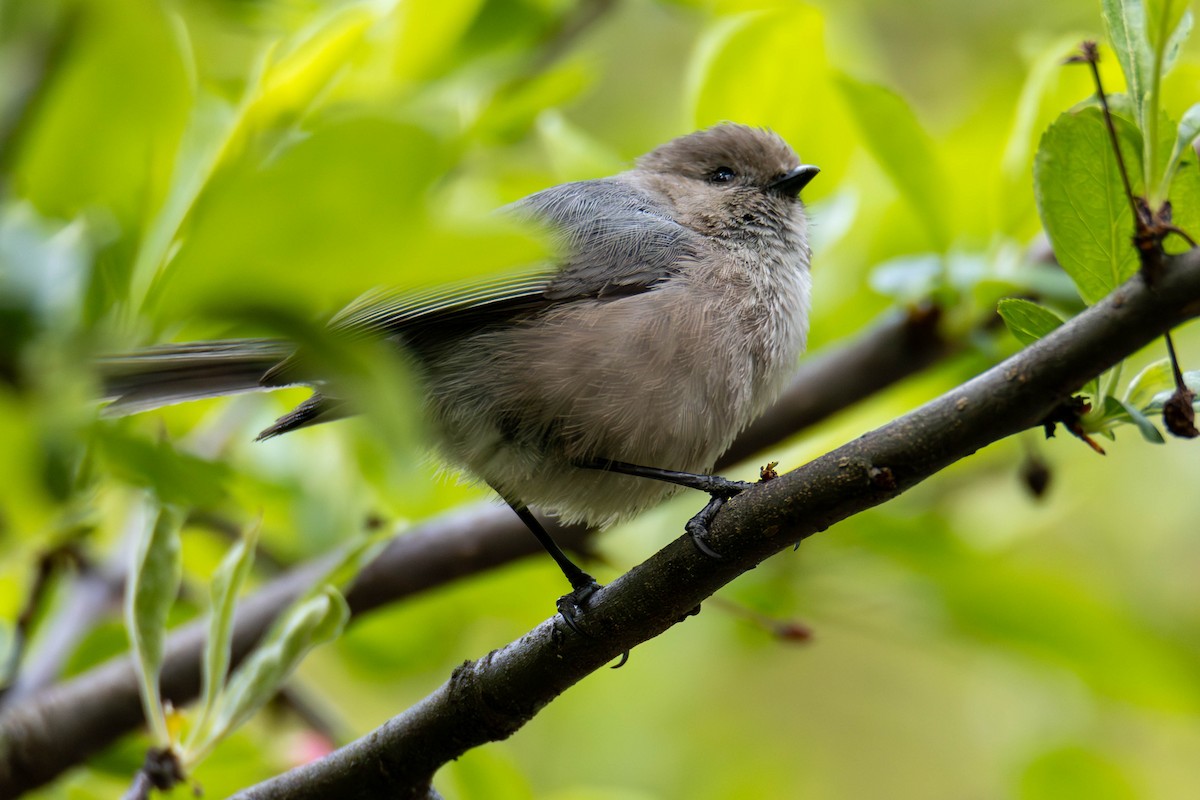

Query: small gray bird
<box><xmin>102</xmin><ymin>123</ymin><xmax>819</xmax><ymax>623</ymax></box>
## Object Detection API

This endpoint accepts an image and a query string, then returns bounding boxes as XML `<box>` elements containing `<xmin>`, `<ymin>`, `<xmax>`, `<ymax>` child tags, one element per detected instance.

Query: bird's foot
<box><xmin>556</xmin><ymin>578</ymin><xmax>602</xmax><ymax>635</ymax></box>
<box><xmin>686</xmin><ymin>495</ymin><xmax>731</xmax><ymax>559</ymax></box>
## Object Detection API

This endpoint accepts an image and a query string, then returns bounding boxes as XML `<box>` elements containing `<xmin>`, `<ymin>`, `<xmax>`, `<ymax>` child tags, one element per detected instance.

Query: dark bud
<box><xmin>142</xmin><ymin>747</ymin><xmax>186</xmax><ymax>791</ymax></box>
<box><xmin>772</xmin><ymin>620</ymin><xmax>815</xmax><ymax>643</ymax></box>
<box><xmin>1163</xmin><ymin>387</ymin><xmax>1199</xmax><ymax>438</ymax></box>
<box><xmin>1065</xmin><ymin>40</ymin><xmax>1099</xmax><ymax>64</ymax></box>
<box><xmin>1019</xmin><ymin>453</ymin><xmax>1052</xmax><ymax>499</ymax></box>
<box><xmin>1041</xmin><ymin>396</ymin><xmax>1106</xmax><ymax>454</ymax></box>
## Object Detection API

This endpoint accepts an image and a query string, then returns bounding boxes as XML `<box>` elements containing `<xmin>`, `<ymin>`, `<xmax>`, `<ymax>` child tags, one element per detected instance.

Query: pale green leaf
<box><xmin>1124</xmin><ymin>358</ymin><xmax>1175</xmax><ymax>409</ymax></box>
<box><xmin>185</xmin><ymin>521</ymin><xmax>261</xmax><ymax>753</ymax></box>
<box><xmin>835</xmin><ymin>73</ymin><xmax>950</xmax><ymax>250</ymax></box>
<box><xmin>1102</xmin><ymin>0</ymin><xmax>1153</xmax><ymax>123</ymax></box>
<box><xmin>1114</xmin><ymin>398</ymin><xmax>1166</xmax><ymax>443</ymax></box>
<box><xmin>124</xmin><ymin>504</ymin><xmax>184</xmax><ymax>746</ymax></box>
<box><xmin>1034</xmin><ymin>107</ymin><xmax>1141</xmax><ymax>304</ymax></box>
<box><xmin>1159</xmin><ymin>9</ymin><xmax>1193</xmax><ymax>76</ymax></box>
<box><xmin>1147</xmin><ymin>370</ymin><xmax>1200</xmax><ymax>410</ymax></box>
<box><xmin>198</xmin><ymin>587</ymin><xmax>349</xmax><ymax>759</ymax></box>
<box><xmin>997</xmin><ymin>299</ymin><xmax>1066</xmax><ymax>346</ymax></box>
<box><xmin>1164</xmin><ymin>102</ymin><xmax>1200</xmax><ymax>190</ymax></box>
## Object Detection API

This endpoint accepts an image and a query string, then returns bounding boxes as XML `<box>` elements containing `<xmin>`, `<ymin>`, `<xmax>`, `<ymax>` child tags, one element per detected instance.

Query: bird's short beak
<box><xmin>769</xmin><ymin>164</ymin><xmax>820</xmax><ymax>195</ymax></box>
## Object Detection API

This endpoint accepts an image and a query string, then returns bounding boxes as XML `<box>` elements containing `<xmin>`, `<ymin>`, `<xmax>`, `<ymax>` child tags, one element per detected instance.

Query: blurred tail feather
<box><xmin>99</xmin><ymin>339</ymin><xmax>294</xmax><ymax>416</ymax></box>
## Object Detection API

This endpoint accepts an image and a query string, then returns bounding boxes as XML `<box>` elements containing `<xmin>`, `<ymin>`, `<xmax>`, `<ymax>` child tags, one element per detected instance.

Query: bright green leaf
<box><xmin>148</xmin><ymin>118</ymin><xmax>455</xmax><ymax>323</ymax></box>
<box><xmin>1034</xmin><ymin>107</ymin><xmax>1141</xmax><ymax>304</ymax></box>
<box><xmin>125</xmin><ymin>504</ymin><xmax>185</xmax><ymax>746</ymax></box>
<box><xmin>257</xmin><ymin>6</ymin><xmax>377</xmax><ymax>118</ymax></box>
<box><xmin>835</xmin><ymin>73</ymin><xmax>949</xmax><ymax>250</ymax></box>
<box><xmin>186</xmin><ymin>520</ymin><xmax>261</xmax><ymax>753</ymax></box>
<box><xmin>12</xmin><ymin>0</ymin><xmax>191</xmax><ymax>234</ymax></box>
<box><xmin>391</xmin><ymin>0</ymin><xmax>486</xmax><ymax>83</ymax></box>
<box><xmin>690</xmin><ymin>7</ymin><xmax>852</xmax><ymax>186</ymax></box>
<box><xmin>997</xmin><ymin>298</ymin><xmax>1066</xmax><ymax>346</ymax></box>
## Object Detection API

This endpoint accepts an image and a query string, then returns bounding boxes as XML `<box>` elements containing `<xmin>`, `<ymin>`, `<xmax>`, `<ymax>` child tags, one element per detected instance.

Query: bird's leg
<box><xmin>494</xmin><ymin>490</ymin><xmax>600</xmax><ymax>634</ymax></box>
<box><xmin>578</xmin><ymin>458</ymin><xmax>757</xmax><ymax>559</ymax></box>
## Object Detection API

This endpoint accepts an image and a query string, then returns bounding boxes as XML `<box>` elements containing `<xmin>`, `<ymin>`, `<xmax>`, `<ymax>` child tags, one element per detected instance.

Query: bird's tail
<box><xmin>99</xmin><ymin>339</ymin><xmax>295</xmax><ymax>416</ymax></box>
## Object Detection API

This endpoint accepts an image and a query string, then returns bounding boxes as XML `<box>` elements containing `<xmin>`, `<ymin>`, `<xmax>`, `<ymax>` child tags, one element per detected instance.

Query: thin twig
<box><xmin>1075</xmin><ymin>41</ymin><xmax>1141</xmax><ymax>223</ymax></box>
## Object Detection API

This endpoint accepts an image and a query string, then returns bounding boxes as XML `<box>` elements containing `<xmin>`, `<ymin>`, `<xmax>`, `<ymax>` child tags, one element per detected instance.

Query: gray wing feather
<box><xmin>515</xmin><ymin>178</ymin><xmax>701</xmax><ymax>300</ymax></box>
<box><xmin>333</xmin><ymin>178</ymin><xmax>700</xmax><ymax>338</ymax></box>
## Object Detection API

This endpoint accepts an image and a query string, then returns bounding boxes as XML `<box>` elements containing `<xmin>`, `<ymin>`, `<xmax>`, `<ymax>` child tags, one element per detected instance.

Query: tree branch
<box><xmin>227</xmin><ymin>251</ymin><xmax>1200</xmax><ymax>799</ymax></box>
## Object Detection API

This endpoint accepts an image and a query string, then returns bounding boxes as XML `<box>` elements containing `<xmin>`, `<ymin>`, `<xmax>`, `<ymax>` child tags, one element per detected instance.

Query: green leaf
<box><xmin>1034</xmin><ymin>106</ymin><xmax>1141</xmax><ymax>304</ymax></box>
<box><xmin>1002</xmin><ymin>34</ymin><xmax>1094</xmax><ymax>179</ymax></box>
<box><xmin>93</xmin><ymin>428</ymin><xmax>232</xmax><ymax>508</ymax></box>
<box><xmin>1147</xmin><ymin>370</ymin><xmax>1200</xmax><ymax>410</ymax></box>
<box><xmin>835</xmin><ymin>73</ymin><xmax>950</xmax><ymax>250</ymax></box>
<box><xmin>196</xmin><ymin>586</ymin><xmax>349</xmax><ymax>762</ymax></box>
<box><xmin>1146</xmin><ymin>0</ymin><xmax>1190</xmax><ymax>54</ymax></box>
<box><xmin>1114</xmin><ymin>397</ymin><xmax>1166</xmax><ymax>443</ymax></box>
<box><xmin>134</xmin><ymin>40</ymin><xmax>279</xmax><ymax>314</ymax></box>
<box><xmin>124</xmin><ymin>504</ymin><xmax>184</xmax><ymax>746</ymax></box>
<box><xmin>1102</xmin><ymin>0</ymin><xmax>1153</xmax><ymax>123</ymax></box>
<box><xmin>1020</xmin><ymin>745</ymin><xmax>1138</xmax><ymax>800</ymax></box>
<box><xmin>391</xmin><ymin>0</ymin><xmax>486</xmax><ymax>83</ymax></box>
<box><xmin>1158</xmin><ymin>8</ymin><xmax>1193</xmax><ymax>76</ymax></box>
<box><xmin>1124</xmin><ymin>358</ymin><xmax>1175</xmax><ymax>409</ymax></box>
<box><xmin>1164</xmin><ymin>102</ymin><xmax>1200</xmax><ymax>189</ymax></box>
<box><xmin>997</xmin><ymin>299</ymin><xmax>1066</xmax><ymax>346</ymax></box>
<box><xmin>185</xmin><ymin>520</ymin><xmax>261</xmax><ymax>753</ymax></box>
<box><xmin>1145</xmin><ymin>5</ymin><xmax>1193</xmax><ymax>200</ymax></box>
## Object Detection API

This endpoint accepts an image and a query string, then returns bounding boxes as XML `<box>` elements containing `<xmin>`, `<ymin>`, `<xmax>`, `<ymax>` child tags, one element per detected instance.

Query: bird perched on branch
<box><xmin>101</xmin><ymin>123</ymin><xmax>819</xmax><ymax>626</ymax></box>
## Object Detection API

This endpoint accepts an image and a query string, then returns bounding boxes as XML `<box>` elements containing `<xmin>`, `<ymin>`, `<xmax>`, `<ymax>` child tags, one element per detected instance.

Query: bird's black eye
<box><xmin>709</xmin><ymin>166</ymin><xmax>736</xmax><ymax>184</ymax></box>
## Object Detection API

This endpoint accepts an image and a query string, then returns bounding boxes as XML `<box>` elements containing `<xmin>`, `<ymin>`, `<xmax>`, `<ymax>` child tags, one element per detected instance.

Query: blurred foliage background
<box><xmin>2</xmin><ymin>0</ymin><xmax>1200</xmax><ymax>797</ymax></box>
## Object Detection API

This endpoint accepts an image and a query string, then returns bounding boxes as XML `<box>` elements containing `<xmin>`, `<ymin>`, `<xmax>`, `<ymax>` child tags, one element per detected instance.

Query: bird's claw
<box><xmin>556</xmin><ymin>579</ymin><xmax>602</xmax><ymax>635</ymax></box>
<box><xmin>686</xmin><ymin>495</ymin><xmax>729</xmax><ymax>559</ymax></box>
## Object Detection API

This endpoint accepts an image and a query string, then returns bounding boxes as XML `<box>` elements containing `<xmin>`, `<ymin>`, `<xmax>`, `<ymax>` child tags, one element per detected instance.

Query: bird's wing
<box><xmin>329</xmin><ymin>178</ymin><xmax>703</xmax><ymax>340</ymax></box>
<box><xmin>521</xmin><ymin>177</ymin><xmax>703</xmax><ymax>301</ymax></box>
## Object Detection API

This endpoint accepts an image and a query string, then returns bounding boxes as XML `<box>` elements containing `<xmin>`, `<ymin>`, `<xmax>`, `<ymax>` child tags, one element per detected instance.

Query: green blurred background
<box><xmin>2</xmin><ymin>0</ymin><xmax>1200</xmax><ymax>797</ymax></box>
